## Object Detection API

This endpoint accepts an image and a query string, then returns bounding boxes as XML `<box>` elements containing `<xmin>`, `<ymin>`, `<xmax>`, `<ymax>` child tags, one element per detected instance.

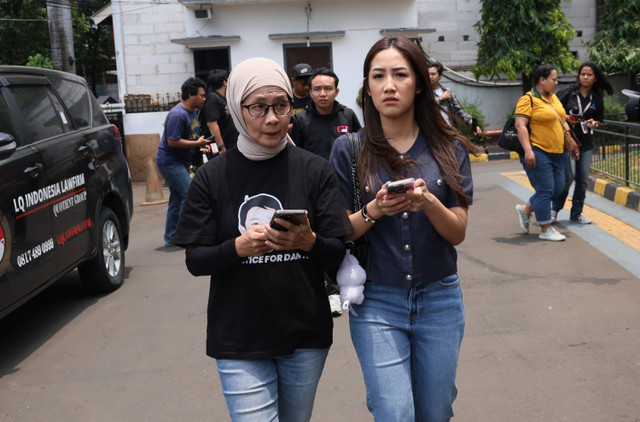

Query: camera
<box><xmin>386</xmin><ymin>178</ymin><xmax>416</xmax><ymax>194</ymax></box>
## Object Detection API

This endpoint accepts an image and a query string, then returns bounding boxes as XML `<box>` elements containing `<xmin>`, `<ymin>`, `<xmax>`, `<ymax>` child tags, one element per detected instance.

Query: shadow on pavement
<box><xmin>0</xmin><ymin>267</ymin><xmax>132</xmax><ymax>379</ymax></box>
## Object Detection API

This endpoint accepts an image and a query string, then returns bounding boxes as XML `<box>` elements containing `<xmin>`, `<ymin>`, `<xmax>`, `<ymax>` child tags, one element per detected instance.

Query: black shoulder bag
<box><xmin>345</xmin><ymin>132</ymin><xmax>368</xmax><ymax>266</ymax></box>
<box><xmin>498</xmin><ymin>93</ymin><xmax>533</xmax><ymax>156</ymax></box>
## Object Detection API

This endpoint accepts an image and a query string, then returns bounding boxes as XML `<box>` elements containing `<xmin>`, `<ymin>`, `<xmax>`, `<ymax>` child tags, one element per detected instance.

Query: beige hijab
<box><xmin>227</xmin><ymin>57</ymin><xmax>294</xmax><ymax>161</ymax></box>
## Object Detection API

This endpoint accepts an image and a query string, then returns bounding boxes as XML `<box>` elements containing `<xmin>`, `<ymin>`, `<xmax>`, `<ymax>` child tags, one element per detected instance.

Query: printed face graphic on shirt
<box><xmin>237</xmin><ymin>193</ymin><xmax>283</xmax><ymax>234</ymax></box>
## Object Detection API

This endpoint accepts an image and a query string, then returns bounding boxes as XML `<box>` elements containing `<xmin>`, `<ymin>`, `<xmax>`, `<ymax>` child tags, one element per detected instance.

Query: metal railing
<box><xmin>123</xmin><ymin>93</ymin><xmax>181</xmax><ymax>113</ymax></box>
<box><xmin>591</xmin><ymin>119</ymin><xmax>640</xmax><ymax>189</ymax></box>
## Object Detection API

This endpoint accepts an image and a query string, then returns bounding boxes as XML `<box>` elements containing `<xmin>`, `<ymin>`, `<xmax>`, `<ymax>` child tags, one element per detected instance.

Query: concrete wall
<box><xmin>116</xmin><ymin>0</ymin><xmax>605</xmax><ymax>136</ymax></box>
<box><xmin>114</xmin><ymin>0</ymin><xmax>418</xmax><ymax>124</ymax></box>
<box><xmin>416</xmin><ymin>0</ymin><xmax>596</xmax><ymax>68</ymax></box>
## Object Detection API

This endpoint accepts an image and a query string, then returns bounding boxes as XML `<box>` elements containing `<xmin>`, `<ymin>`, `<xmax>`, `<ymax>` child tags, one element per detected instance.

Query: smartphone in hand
<box><xmin>270</xmin><ymin>209</ymin><xmax>306</xmax><ymax>231</ymax></box>
<box><xmin>386</xmin><ymin>177</ymin><xmax>416</xmax><ymax>194</ymax></box>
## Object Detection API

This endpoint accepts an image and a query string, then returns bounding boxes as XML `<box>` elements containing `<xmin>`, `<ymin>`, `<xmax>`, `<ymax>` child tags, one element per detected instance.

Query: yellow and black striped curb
<box><xmin>469</xmin><ymin>151</ymin><xmax>518</xmax><ymax>162</ymax></box>
<box><xmin>473</xmin><ymin>149</ymin><xmax>640</xmax><ymax>213</ymax></box>
<box><xmin>588</xmin><ymin>177</ymin><xmax>640</xmax><ymax>212</ymax></box>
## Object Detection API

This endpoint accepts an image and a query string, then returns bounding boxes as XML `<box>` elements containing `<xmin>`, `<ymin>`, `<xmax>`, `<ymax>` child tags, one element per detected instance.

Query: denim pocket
<box><xmin>438</xmin><ymin>273</ymin><xmax>460</xmax><ymax>288</ymax></box>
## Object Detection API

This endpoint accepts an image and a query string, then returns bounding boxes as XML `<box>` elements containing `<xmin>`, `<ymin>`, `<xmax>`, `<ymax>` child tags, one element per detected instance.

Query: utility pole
<box><xmin>46</xmin><ymin>0</ymin><xmax>75</xmax><ymax>73</ymax></box>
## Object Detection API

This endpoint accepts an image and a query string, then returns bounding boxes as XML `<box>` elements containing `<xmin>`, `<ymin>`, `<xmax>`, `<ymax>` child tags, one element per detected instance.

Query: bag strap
<box><xmin>539</xmin><ymin>95</ymin><xmax>569</xmax><ymax>132</ymax></box>
<box><xmin>346</xmin><ymin>132</ymin><xmax>363</xmax><ymax>212</ymax></box>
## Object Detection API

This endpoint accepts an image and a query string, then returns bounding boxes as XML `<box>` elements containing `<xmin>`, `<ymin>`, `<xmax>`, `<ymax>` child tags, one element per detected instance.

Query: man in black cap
<box><xmin>290</xmin><ymin>63</ymin><xmax>313</xmax><ymax>119</ymax></box>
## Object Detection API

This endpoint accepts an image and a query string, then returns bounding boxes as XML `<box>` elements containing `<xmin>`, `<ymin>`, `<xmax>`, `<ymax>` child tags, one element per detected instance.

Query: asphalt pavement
<box><xmin>0</xmin><ymin>159</ymin><xmax>639</xmax><ymax>421</ymax></box>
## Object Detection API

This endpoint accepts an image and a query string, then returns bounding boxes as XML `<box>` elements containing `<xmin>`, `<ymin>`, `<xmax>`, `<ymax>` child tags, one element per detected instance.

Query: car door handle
<box><xmin>24</xmin><ymin>163</ymin><xmax>43</xmax><ymax>178</ymax></box>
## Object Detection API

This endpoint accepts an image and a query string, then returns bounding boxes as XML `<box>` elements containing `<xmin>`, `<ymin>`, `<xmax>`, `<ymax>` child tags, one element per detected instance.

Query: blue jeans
<box><xmin>552</xmin><ymin>148</ymin><xmax>593</xmax><ymax>220</ymax></box>
<box><xmin>520</xmin><ymin>147</ymin><xmax>565</xmax><ymax>225</ymax></box>
<box><xmin>216</xmin><ymin>348</ymin><xmax>329</xmax><ymax>422</ymax></box>
<box><xmin>349</xmin><ymin>276</ymin><xmax>465</xmax><ymax>422</ymax></box>
<box><xmin>157</xmin><ymin>163</ymin><xmax>191</xmax><ymax>244</ymax></box>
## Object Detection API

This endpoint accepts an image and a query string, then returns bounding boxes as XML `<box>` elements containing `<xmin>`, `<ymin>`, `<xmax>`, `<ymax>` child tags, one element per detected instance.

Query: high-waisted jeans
<box><xmin>349</xmin><ymin>276</ymin><xmax>465</xmax><ymax>422</ymax></box>
<box><xmin>521</xmin><ymin>147</ymin><xmax>565</xmax><ymax>225</ymax></box>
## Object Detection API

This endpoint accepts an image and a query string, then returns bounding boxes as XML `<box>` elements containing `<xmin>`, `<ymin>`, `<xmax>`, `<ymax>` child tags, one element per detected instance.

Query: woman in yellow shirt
<box><xmin>514</xmin><ymin>63</ymin><xmax>577</xmax><ymax>241</ymax></box>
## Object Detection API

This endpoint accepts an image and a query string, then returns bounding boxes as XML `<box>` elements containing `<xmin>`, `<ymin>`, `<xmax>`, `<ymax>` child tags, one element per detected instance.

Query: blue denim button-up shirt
<box><xmin>330</xmin><ymin>132</ymin><xmax>473</xmax><ymax>289</ymax></box>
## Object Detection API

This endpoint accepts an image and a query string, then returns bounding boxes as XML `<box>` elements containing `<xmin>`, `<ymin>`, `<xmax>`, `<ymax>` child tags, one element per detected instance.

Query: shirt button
<box><xmin>403</xmin><ymin>244</ymin><xmax>411</xmax><ymax>251</ymax></box>
<box><xmin>437</xmin><ymin>179</ymin><xmax>443</xmax><ymax>186</ymax></box>
<box><xmin>365</xmin><ymin>185</ymin><xmax>370</xmax><ymax>192</ymax></box>
<box><xmin>405</xmin><ymin>274</ymin><xmax>412</xmax><ymax>281</ymax></box>
<box><xmin>402</xmin><ymin>212</ymin><xmax>409</xmax><ymax>220</ymax></box>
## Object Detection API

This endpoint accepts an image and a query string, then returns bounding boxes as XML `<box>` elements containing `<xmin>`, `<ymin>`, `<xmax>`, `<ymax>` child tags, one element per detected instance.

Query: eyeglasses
<box><xmin>242</xmin><ymin>101</ymin><xmax>293</xmax><ymax>118</ymax></box>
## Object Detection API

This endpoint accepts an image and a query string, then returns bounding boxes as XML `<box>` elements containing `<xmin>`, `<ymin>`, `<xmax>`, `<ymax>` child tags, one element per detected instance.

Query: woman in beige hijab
<box><xmin>173</xmin><ymin>57</ymin><xmax>352</xmax><ymax>421</ymax></box>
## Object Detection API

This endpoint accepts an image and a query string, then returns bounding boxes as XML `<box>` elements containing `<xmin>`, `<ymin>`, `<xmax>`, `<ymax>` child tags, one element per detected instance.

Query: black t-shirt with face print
<box><xmin>173</xmin><ymin>144</ymin><xmax>352</xmax><ymax>359</ymax></box>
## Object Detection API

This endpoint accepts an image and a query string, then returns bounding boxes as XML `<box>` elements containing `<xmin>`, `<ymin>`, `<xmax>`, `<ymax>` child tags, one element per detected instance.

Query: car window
<box><xmin>90</xmin><ymin>93</ymin><xmax>109</xmax><ymax>127</ymax></box>
<box><xmin>0</xmin><ymin>93</ymin><xmax>18</xmax><ymax>141</ymax></box>
<box><xmin>9</xmin><ymin>85</ymin><xmax>73</xmax><ymax>144</ymax></box>
<box><xmin>49</xmin><ymin>77</ymin><xmax>91</xmax><ymax>129</ymax></box>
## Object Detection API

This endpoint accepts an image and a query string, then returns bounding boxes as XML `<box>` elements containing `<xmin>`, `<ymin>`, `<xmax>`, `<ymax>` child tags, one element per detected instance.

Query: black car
<box><xmin>0</xmin><ymin>66</ymin><xmax>133</xmax><ymax>318</ymax></box>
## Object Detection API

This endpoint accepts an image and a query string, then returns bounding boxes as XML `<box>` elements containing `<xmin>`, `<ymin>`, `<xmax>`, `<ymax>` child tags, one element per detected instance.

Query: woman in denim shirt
<box><xmin>329</xmin><ymin>36</ymin><xmax>475</xmax><ymax>422</ymax></box>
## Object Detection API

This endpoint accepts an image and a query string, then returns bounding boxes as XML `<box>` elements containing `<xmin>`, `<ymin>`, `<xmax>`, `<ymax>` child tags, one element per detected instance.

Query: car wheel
<box><xmin>78</xmin><ymin>207</ymin><xmax>125</xmax><ymax>293</ymax></box>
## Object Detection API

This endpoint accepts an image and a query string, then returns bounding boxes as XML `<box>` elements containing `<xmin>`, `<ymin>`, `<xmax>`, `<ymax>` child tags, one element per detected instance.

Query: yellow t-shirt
<box><xmin>514</xmin><ymin>89</ymin><xmax>566</xmax><ymax>154</ymax></box>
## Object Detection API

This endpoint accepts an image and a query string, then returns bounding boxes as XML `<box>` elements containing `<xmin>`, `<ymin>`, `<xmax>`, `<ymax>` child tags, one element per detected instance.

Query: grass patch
<box><xmin>591</xmin><ymin>149</ymin><xmax>640</xmax><ymax>190</ymax></box>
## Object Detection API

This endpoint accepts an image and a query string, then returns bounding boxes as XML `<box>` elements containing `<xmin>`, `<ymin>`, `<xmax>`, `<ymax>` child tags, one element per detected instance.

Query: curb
<box><xmin>471</xmin><ymin>148</ymin><xmax>640</xmax><ymax>213</ymax></box>
<box><xmin>588</xmin><ymin>176</ymin><xmax>640</xmax><ymax>212</ymax></box>
<box><xmin>469</xmin><ymin>151</ymin><xmax>518</xmax><ymax>162</ymax></box>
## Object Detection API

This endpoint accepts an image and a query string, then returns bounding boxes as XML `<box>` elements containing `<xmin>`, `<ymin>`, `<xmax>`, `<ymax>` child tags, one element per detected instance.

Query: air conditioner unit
<box><xmin>194</xmin><ymin>9</ymin><xmax>212</xmax><ymax>20</ymax></box>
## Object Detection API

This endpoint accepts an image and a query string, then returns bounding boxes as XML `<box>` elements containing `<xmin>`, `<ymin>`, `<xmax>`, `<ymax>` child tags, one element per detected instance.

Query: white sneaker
<box><xmin>515</xmin><ymin>204</ymin><xmax>530</xmax><ymax>234</ymax></box>
<box><xmin>539</xmin><ymin>227</ymin><xmax>566</xmax><ymax>241</ymax></box>
<box><xmin>550</xmin><ymin>210</ymin><xmax>558</xmax><ymax>224</ymax></box>
<box><xmin>571</xmin><ymin>215</ymin><xmax>592</xmax><ymax>224</ymax></box>
<box><xmin>328</xmin><ymin>294</ymin><xmax>342</xmax><ymax>317</ymax></box>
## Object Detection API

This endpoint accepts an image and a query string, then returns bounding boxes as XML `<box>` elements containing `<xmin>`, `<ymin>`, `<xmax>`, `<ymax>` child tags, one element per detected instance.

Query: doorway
<box><xmin>283</xmin><ymin>42</ymin><xmax>333</xmax><ymax>75</ymax></box>
<box><xmin>194</xmin><ymin>47</ymin><xmax>231</xmax><ymax>82</ymax></box>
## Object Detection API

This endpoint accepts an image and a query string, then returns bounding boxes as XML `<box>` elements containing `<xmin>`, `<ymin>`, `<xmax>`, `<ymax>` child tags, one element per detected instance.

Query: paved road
<box><xmin>1</xmin><ymin>159</ymin><xmax>639</xmax><ymax>421</ymax></box>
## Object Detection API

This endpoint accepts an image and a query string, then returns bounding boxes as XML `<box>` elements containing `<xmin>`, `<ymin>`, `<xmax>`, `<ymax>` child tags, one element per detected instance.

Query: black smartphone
<box><xmin>386</xmin><ymin>177</ymin><xmax>416</xmax><ymax>194</ymax></box>
<box><xmin>270</xmin><ymin>209</ymin><xmax>306</xmax><ymax>231</ymax></box>
<box><xmin>205</xmin><ymin>135</ymin><xmax>215</xmax><ymax>142</ymax></box>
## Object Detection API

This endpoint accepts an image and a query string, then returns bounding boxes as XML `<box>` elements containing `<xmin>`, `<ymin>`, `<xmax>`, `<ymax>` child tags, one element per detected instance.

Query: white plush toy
<box><xmin>336</xmin><ymin>250</ymin><xmax>367</xmax><ymax>315</ymax></box>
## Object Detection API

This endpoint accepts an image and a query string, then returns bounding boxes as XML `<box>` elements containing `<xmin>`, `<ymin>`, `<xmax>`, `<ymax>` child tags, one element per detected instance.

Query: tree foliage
<box><xmin>0</xmin><ymin>0</ymin><xmax>50</xmax><ymax>65</ymax></box>
<box><xmin>588</xmin><ymin>0</ymin><xmax>640</xmax><ymax>74</ymax></box>
<box><xmin>0</xmin><ymin>0</ymin><xmax>113</xmax><ymax>94</ymax></box>
<box><xmin>26</xmin><ymin>53</ymin><xmax>53</xmax><ymax>69</ymax></box>
<box><xmin>473</xmin><ymin>0</ymin><xmax>579</xmax><ymax>93</ymax></box>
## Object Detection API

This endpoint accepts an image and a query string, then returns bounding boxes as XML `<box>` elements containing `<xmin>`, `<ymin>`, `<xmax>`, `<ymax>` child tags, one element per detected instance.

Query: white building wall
<box><xmin>115</xmin><ymin>0</ymin><xmax>599</xmax><ymax>135</ymax></box>
<box><xmin>114</xmin><ymin>1</ymin><xmax>191</xmax><ymax>99</ymax></box>
<box><xmin>116</xmin><ymin>0</ymin><xmax>419</xmax><ymax>129</ymax></box>
<box><xmin>416</xmin><ymin>0</ymin><xmax>596</xmax><ymax>68</ymax></box>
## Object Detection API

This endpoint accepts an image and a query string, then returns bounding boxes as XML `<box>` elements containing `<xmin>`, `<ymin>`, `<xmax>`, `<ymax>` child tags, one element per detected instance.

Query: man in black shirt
<box><xmin>288</xmin><ymin>63</ymin><xmax>313</xmax><ymax>133</ymax></box>
<box><xmin>291</xmin><ymin>68</ymin><xmax>362</xmax><ymax>316</ymax></box>
<box><xmin>200</xmin><ymin>69</ymin><xmax>239</xmax><ymax>153</ymax></box>
<box><xmin>291</xmin><ymin>67</ymin><xmax>362</xmax><ymax>160</ymax></box>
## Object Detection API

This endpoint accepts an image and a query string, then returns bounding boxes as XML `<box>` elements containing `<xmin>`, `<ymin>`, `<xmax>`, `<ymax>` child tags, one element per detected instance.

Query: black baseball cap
<box><xmin>293</xmin><ymin>63</ymin><xmax>313</xmax><ymax>79</ymax></box>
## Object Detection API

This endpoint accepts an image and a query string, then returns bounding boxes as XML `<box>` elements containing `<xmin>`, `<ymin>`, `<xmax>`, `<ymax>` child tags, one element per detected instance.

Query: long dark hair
<box><xmin>576</xmin><ymin>62</ymin><xmax>614</xmax><ymax>96</ymax></box>
<box><xmin>358</xmin><ymin>36</ymin><xmax>476</xmax><ymax>208</ymax></box>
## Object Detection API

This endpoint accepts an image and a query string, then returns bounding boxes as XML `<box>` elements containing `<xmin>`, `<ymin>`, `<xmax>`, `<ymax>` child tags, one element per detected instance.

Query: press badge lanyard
<box><xmin>576</xmin><ymin>94</ymin><xmax>592</xmax><ymax>118</ymax></box>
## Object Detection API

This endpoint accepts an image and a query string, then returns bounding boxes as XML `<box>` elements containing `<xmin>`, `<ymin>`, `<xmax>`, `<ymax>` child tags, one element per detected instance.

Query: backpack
<box><xmin>498</xmin><ymin>93</ymin><xmax>533</xmax><ymax>156</ymax></box>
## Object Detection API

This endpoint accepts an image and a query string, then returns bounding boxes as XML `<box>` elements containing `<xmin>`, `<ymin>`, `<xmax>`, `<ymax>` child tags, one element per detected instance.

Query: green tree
<box><xmin>72</xmin><ymin>4</ymin><xmax>115</xmax><ymax>94</ymax></box>
<box><xmin>472</xmin><ymin>0</ymin><xmax>579</xmax><ymax>93</ymax></box>
<box><xmin>26</xmin><ymin>53</ymin><xmax>53</xmax><ymax>69</ymax></box>
<box><xmin>588</xmin><ymin>0</ymin><xmax>640</xmax><ymax>75</ymax></box>
<box><xmin>0</xmin><ymin>0</ymin><xmax>50</xmax><ymax>65</ymax></box>
<box><xmin>1</xmin><ymin>0</ymin><xmax>113</xmax><ymax>95</ymax></box>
